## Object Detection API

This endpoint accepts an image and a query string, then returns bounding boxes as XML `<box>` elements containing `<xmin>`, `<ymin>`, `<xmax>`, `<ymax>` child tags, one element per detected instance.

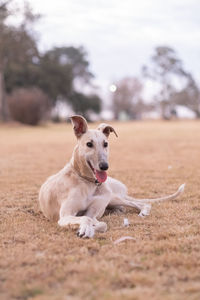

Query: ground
<box><xmin>0</xmin><ymin>120</ymin><xmax>200</xmax><ymax>300</ymax></box>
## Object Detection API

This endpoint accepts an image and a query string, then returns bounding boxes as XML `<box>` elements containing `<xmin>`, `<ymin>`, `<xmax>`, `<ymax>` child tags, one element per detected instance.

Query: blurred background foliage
<box><xmin>0</xmin><ymin>0</ymin><xmax>199</xmax><ymax>125</ymax></box>
<box><xmin>0</xmin><ymin>0</ymin><xmax>100</xmax><ymax>124</ymax></box>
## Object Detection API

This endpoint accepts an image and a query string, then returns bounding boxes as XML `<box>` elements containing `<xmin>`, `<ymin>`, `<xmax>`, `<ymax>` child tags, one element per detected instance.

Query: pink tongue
<box><xmin>95</xmin><ymin>170</ymin><xmax>107</xmax><ymax>183</ymax></box>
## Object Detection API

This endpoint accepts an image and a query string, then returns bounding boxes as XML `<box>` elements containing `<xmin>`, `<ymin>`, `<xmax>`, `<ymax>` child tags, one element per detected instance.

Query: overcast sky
<box><xmin>19</xmin><ymin>0</ymin><xmax>200</xmax><ymax>95</ymax></box>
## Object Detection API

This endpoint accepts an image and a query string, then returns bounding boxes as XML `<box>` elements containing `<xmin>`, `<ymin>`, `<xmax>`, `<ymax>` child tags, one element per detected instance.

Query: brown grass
<box><xmin>0</xmin><ymin>121</ymin><xmax>200</xmax><ymax>300</ymax></box>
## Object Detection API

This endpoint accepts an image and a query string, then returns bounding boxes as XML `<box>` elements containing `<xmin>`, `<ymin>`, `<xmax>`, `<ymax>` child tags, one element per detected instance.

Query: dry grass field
<box><xmin>0</xmin><ymin>120</ymin><xmax>200</xmax><ymax>300</ymax></box>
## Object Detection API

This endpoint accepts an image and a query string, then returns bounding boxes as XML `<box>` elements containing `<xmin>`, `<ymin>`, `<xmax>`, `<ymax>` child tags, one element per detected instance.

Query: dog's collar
<box><xmin>71</xmin><ymin>163</ymin><xmax>102</xmax><ymax>186</ymax></box>
<box><xmin>80</xmin><ymin>174</ymin><xmax>102</xmax><ymax>186</ymax></box>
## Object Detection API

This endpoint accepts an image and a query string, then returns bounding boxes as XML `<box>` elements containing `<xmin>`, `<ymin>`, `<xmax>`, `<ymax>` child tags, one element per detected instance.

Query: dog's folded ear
<box><xmin>70</xmin><ymin>115</ymin><xmax>88</xmax><ymax>138</ymax></box>
<box><xmin>97</xmin><ymin>123</ymin><xmax>118</xmax><ymax>138</ymax></box>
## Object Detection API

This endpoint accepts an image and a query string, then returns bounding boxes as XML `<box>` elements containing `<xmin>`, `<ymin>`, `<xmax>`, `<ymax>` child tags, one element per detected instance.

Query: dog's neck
<box><xmin>71</xmin><ymin>145</ymin><xmax>101</xmax><ymax>185</ymax></box>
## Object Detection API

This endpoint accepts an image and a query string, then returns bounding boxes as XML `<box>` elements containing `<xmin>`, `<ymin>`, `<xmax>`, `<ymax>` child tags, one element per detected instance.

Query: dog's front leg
<box><xmin>84</xmin><ymin>194</ymin><xmax>110</xmax><ymax>233</ymax></box>
<box><xmin>58</xmin><ymin>195</ymin><xmax>95</xmax><ymax>238</ymax></box>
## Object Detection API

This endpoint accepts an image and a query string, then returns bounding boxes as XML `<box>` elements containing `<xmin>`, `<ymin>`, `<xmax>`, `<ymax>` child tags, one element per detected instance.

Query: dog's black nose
<box><xmin>99</xmin><ymin>162</ymin><xmax>109</xmax><ymax>171</ymax></box>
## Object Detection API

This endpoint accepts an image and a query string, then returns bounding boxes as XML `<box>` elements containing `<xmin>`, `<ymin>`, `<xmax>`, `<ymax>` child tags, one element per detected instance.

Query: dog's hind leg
<box><xmin>109</xmin><ymin>184</ymin><xmax>185</xmax><ymax>217</ymax></box>
<box><xmin>108</xmin><ymin>195</ymin><xmax>151</xmax><ymax>217</ymax></box>
<box><xmin>125</xmin><ymin>184</ymin><xmax>185</xmax><ymax>216</ymax></box>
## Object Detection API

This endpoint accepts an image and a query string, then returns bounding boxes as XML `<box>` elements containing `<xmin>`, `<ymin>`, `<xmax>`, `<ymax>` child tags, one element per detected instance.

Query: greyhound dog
<box><xmin>39</xmin><ymin>115</ymin><xmax>185</xmax><ymax>238</ymax></box>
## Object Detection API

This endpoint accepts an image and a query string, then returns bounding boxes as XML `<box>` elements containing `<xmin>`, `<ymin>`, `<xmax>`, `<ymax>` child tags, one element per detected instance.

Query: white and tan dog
<box><xmin>39</xmin><ymin>115</ymin><xmax>185</xmax><ymax>238</ymax></box>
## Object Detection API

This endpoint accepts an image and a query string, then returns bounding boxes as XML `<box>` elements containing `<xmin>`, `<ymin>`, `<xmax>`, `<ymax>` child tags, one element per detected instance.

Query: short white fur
<box><xmin>39</xmin><ymin>115</ymin><xmax>185</xmax><ymax>238</ymax></box>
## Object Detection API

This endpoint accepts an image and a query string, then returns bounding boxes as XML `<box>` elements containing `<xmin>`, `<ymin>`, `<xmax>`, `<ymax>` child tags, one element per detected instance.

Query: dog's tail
<box><xmin>125</xmin><ymin>184</ymin><xmax>185</xmax><ymax>217</ymax></box>
<box><xmin>128</xmin><ymin>183</ymin><xmax>185</xmax><ymax>204</ymax></box>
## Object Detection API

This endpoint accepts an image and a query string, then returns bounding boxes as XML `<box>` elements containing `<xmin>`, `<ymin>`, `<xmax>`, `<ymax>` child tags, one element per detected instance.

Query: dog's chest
<box><xmin>81</xmin><ymin>184</ymin><xmax>108</xmax><ymax>210</ymax></box>
<box><xmin>84</xmin><ymin>185</ymin><xmax>99</xmax><ymax>205</ymax></box>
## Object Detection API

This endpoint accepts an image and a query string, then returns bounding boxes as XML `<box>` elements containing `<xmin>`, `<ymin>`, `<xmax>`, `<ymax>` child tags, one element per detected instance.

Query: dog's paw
<box><xmin>95</xmin><ymin>221</ymin><xmax>107</xmax><ymax>233</ymax></box>
<box><xmin>77</xmin><ymin>223</ymin><xmax>95</xmax><ymax>238</ymax></box>
<box><xmin>138</xmin><ymin>204</ymin><xmax>151</xmax><ymax>217</ymax></box>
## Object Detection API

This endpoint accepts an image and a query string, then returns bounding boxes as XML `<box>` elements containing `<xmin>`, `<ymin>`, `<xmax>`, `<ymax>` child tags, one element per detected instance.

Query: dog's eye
<box><xmin>86</xmin><ymin>142</ymin><xmax>93</xmax><ymax>148</ymax></box>
<box><xmin>104</xmin><ymin>142</ymin><xmax>108</xmax><ymax>148</ymax></box>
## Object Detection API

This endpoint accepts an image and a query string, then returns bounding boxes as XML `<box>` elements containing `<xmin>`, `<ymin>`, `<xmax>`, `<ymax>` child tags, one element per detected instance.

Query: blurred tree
<box><xmin>171</xmin><ymin>74</ymin><xmax>200</xmax><ymax>118</ymax></box>
<box><xmin>38</xmin><ymin>46</ymin><xmax>93</xmax><ymax>103</ymax></box>
<box><xmin>5</xmin><ymin>43</ymin><xmax>95</xmax><ymax>107</ymax></box>
<box><xmin>0</xmin><ymin>0</ymin><xmax>10</xmax><ymax>120</ymax></box>
<box><xmin>111</xmin><ymin>77</ymin><xmax>144</xmax><ymax>120</ymax></box>
<box><xmin>0</xmin><ymin>0</ymin><xmax>40</xmax><ymax>120</ymax></box>
<box><xmin>0</xmin><ymin>1</ymin><xmax>100</xmax><ymax>121</ymax></box>
<box><xmin>142</xmin><ymin>46</ymin><xmax>192</xmax><ymax>119</ymax></box>
<box><xmin>70</xmin><ymin>91</ymin><xmax>101</xmax><ymax>120</ymax></box>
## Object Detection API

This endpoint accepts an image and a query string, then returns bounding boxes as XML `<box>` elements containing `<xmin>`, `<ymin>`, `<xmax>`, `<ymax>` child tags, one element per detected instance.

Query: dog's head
<box><xmin>70</xmin><ymin>115</ymin><xmax>118</xmax><ymax>183</ymax></box>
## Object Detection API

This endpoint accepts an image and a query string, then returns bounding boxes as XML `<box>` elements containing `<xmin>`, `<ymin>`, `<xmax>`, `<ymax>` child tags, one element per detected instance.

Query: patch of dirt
<box><xmin>1</xmin><ymin>121</ymin><xmax>200</xmax><ymax>300</ymax></box>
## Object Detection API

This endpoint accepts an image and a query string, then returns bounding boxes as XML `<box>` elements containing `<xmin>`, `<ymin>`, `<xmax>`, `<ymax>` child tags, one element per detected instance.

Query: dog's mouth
<box><xmin>87</xmin><ymin>161</ymin><xmax>107</xmax><ymax>183</ymax></box>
